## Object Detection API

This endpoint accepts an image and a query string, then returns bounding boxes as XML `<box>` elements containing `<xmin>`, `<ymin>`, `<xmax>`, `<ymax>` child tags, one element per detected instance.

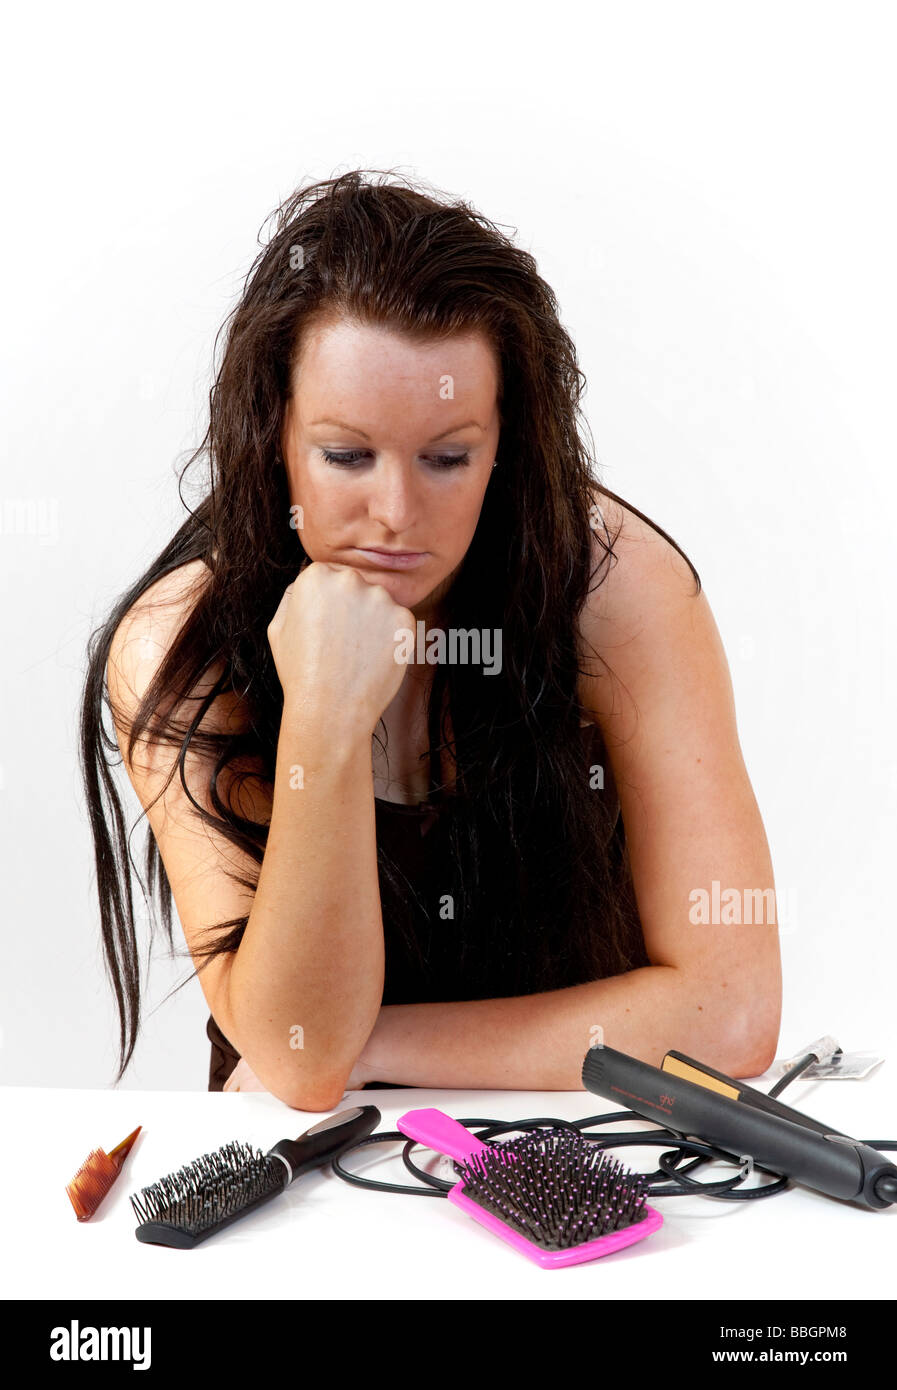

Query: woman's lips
<box><xmin>353</xmin><ymin>548</ymin><xmax>429</xmax><ymax>570</ymax></box>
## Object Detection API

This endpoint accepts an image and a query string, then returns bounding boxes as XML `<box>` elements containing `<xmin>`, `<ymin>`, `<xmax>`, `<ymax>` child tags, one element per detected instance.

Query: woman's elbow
<box><xmin>723</xmin><ymin>993</ymin><xmax>782</xmax><ymax>1078</ymax></box>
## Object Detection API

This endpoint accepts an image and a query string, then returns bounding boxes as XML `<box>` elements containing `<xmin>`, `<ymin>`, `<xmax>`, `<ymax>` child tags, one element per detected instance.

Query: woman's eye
<box><xmin>428</xmin><ymin>453</ymin><xmax>471</xmax><ymax>468</ymax></box>
<box><xmin>319</xmin><ymin>449</ymin><xmax>470</xmax><ymax>469</ymax></box>
<box><xmin>320</xmin><ymin>449</ymin><xmax>367</xmax><ymax>467</ymax></box>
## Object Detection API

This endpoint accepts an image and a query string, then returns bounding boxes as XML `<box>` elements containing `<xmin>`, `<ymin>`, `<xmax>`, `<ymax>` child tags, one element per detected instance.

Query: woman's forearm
<box><xmin>356</xmin><ymin>964</ymin><xmax>771</xmax><ymax>1091</ymax></box>
<box><xmin>224</xmin><ymin>707</ymin><xmax>383</xmax><ymax>1109</ymax></box>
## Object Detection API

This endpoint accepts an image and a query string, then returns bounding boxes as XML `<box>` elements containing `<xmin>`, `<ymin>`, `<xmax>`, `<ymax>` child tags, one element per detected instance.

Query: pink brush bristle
<box><xmin>459</xmin><ymin>1131</ymin><xmax>651</xmax><ymax>1244</ymax></box>
<box><xmin>397</xmin><ymin>1109</ymin><xmax>663</xmax><ymax>1269</ymax></box>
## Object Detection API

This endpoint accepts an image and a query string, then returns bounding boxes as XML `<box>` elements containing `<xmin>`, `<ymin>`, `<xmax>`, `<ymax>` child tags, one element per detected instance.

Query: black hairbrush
<box><xmin>130</xmin><ymin>1105</ymin><xmax>380</xmax><ymax>1248</ymax></box>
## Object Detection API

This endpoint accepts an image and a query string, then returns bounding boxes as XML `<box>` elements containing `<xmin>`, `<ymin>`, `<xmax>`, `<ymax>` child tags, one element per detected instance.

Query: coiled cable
<box><xmin>331</xmin><ymin>1051</ymin><xmax>896</xmax><ymax>1202</ymax></box>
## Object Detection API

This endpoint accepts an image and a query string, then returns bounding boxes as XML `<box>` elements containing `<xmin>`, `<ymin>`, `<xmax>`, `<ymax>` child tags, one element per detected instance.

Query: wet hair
<box><xmin>80</xmin><ymin>168</ymin><xmax>701</xmax><ymax>1082</ymax></box>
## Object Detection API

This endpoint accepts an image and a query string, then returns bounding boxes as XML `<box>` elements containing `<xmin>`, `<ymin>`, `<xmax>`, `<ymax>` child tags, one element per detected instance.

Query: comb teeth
<box><xmin>65</xmin><ymin>1127</ymin><xmax>142</xmax><ymax>1221</ymax></box>
<box><xmin>129</xmin><ymin>1141</ymin><xmax>285</xmax><ymax>1237</ymax></box>
<box><xmin>66</xmin><ymin>1150</ymin><xmax>119</xmax><ymax>1221</ymax></box>
<box><xmin>456</xmin><ymin>1127</ymin><xmax>650</xmax><ymax>1251</ymax></box>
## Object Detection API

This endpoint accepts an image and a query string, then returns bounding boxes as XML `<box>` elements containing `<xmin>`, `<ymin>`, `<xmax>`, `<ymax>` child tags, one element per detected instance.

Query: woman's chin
<box><xmin>352</xmin><ymin>566</ymin><xmax>435</xmax><ymax>608</ymax></box>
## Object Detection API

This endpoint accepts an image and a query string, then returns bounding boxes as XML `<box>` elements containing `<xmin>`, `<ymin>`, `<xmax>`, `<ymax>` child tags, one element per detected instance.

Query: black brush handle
<box><xmin>132</xmin><ymin>1106</ymin><xmax>383</xmax><ymax>1249</ymax></box>
<box><xmin>582</xmin><ymin>1044</ymin><xmax>897</xmax><ymax>1210</ymax></box>
<box><xmin>266</xmin><ymin>1104</ymin><xmax>380</xmax><ymax>1182</ymax></box>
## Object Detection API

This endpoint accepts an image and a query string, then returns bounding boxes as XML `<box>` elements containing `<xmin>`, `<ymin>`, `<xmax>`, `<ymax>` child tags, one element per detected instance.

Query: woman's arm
<box><xmin>224</xmin><ymin>708</ymin><xmax>385</xmax><ymax>1109</ymax></box>
<box><xmin>228</xmin><ymin>961</ymin><xmax>771</xmax><ymax>1093</ymax></box>
<box><xmin>352</xmin><ymin>967</ymin><xmax>773</xmax><ymax>1089</ymax></box>
<box><xmin>225</xmin><ymin>498</ymin><xmax>783</xmax><ymax>1097</ymax></box>
<box><xmin>573</xmin><ymin>493</ymin><xmax>783</xmax><ymax>1073</ymax></box>
<box><xmin>350</xmin><ymin>496</ymin><xmax>782</xmax><ymax>1089</ymax></box>
<box><xmin>107</xmin><ymin>563</ymin><xmax>387</xmax><ymax>1112</ymax></box>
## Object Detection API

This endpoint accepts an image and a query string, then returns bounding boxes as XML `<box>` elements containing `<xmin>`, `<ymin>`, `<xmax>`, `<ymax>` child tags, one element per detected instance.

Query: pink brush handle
<box><xmin>397</xmin><ymin>1108</ymin><xmax>493</xmax><ymax>1163</ymax></box>
<box><xmin>397</xmin><ymin>1105</ymin><xmax>663</xmax><ymax>1269</ymax></box>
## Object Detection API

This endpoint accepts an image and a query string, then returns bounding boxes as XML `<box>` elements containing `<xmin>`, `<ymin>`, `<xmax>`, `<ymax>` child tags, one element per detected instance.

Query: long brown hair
<box><xmin>80</xmin><ymin>168</ymin><xmax>701</xmax><ymax>1082</ymax></box>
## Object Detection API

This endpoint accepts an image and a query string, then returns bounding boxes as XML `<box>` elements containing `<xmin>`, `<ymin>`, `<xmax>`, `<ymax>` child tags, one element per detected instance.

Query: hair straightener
<box><xmin>582</xmin><ymin>1043</ymin><xmax>897</xmax><ymax>1210</ymax></box>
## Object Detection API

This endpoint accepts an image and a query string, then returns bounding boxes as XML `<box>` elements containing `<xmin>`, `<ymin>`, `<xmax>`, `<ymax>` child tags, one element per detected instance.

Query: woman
<box><xmin>81</xmin><ymin>169</ymin><xmax>781</xmax><ymax>1108</ymax></box>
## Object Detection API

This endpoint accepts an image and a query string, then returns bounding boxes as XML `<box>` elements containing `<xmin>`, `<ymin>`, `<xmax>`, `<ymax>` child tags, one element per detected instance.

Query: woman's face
<box><xmin>281</xmin><ymin>315</ymin><xmax>501</xmax><ymax>619</ymax></box>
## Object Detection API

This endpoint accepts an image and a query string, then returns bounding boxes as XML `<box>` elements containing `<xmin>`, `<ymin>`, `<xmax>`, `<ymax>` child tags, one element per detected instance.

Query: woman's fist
<box><xmin>267</xmin><ymin>561</ymin><xmax>416</xmax><ymax>735</ymax></box>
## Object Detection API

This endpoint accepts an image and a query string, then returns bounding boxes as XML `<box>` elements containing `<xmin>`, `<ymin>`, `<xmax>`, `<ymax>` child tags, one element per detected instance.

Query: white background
<box><xmin>1</xmin><ymin>0</ymin><xmax>894</xmax><ymax>1091</ymax></box>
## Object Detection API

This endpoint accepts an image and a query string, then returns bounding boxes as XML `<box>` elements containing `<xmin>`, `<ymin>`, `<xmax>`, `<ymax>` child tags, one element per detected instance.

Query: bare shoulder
<box><xmin>106</xmin><ymin>558</ymin><xmax>249</xmax><ymax>778</ymax></box>
<box><xmin>579</xmin><ymin>486</ymin><xmax>730</xmax><ymax>734</ymax></box>
<box><xmin>586</xmin><ymin>487</ymin><xmax>700</xmax><ymax>617</ymax></box>
<box><xmin>108</xmin><ymin>558</ymin><xmax>212</xmax><ymax>680</ymax></box>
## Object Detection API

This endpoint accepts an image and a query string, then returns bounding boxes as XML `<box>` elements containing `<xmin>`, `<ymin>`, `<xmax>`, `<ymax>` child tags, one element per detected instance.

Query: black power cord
<box><xmin>331</xmin><ymin>1052</ymin><xmax>897</xmax><ymax>1202</ymax></box>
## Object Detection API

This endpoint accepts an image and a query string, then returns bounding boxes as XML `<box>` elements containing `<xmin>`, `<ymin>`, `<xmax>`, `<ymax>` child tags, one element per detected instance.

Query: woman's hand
<box><xmin>223</xmin><ymin>1053</ymin><xmax>371</xmax><ymax>1095</ymax></box>
<box><xmin>222</xmin><ymin>1057</ymin><xmax>267</xmax><ymax>1092</ymax></box>
<box><xmin>344</xmin><ymin>1054</ymin><xmax>370</xmax><ymax>1091</ymax></box>
<box><xmin>267</xmin><ymin>560</ymin><xmax>416</xmax><ymax>736</ymax></box>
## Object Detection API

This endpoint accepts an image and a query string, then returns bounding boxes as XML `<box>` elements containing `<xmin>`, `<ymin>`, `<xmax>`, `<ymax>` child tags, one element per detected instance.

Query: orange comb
<box><xmin>65</xmin><ymin>1126</ymin><xmax>142</xmax><ymax>1221</ymax></box>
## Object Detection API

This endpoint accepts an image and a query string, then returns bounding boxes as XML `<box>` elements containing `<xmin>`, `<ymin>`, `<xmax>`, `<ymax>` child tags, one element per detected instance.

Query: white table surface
<box><xmin>3</xmin><ymin>1064</ymin><xmax>895</xmax><ymax>1301</ymax></box>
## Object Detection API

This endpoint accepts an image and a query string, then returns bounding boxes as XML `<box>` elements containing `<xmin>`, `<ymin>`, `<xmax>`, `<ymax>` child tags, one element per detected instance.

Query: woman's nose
<box><xmin>366</xmin><ymin>460</ymin><xmax>419</xmax><ymax>534</ymax></box>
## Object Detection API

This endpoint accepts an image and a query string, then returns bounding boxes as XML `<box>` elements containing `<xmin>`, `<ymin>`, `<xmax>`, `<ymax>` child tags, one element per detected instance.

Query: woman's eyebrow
<box><xmin>308</xmin><ymin>417</ymin><xmax>485</xmax><ymax>442</ymax></box>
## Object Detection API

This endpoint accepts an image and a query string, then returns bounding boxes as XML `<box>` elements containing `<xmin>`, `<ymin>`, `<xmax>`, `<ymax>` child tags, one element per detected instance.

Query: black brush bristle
<box><xmin>455</xmin><ymin>1127</ymin><xmax>650</xmax><ymax>1251</ymax></box>
<box><xmin>130</xmin><ymin>1141</ymin><xmax>287</xmax><ymax>1248</ymax></box>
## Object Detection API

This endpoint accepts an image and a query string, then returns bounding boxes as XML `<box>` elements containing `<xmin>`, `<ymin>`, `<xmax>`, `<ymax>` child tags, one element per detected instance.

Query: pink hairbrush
<box><xmin>397</xmin><ymin>1107</ymin><xmax>663</xmax><ymax>1269</ymax></box>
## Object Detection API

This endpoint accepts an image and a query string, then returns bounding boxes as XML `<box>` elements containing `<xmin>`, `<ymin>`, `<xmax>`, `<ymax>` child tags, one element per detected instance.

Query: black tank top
<box><xmin>206</xmin><ymin>720</ymin><xmax>643</xmax><ymax>1091</ymax></box>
